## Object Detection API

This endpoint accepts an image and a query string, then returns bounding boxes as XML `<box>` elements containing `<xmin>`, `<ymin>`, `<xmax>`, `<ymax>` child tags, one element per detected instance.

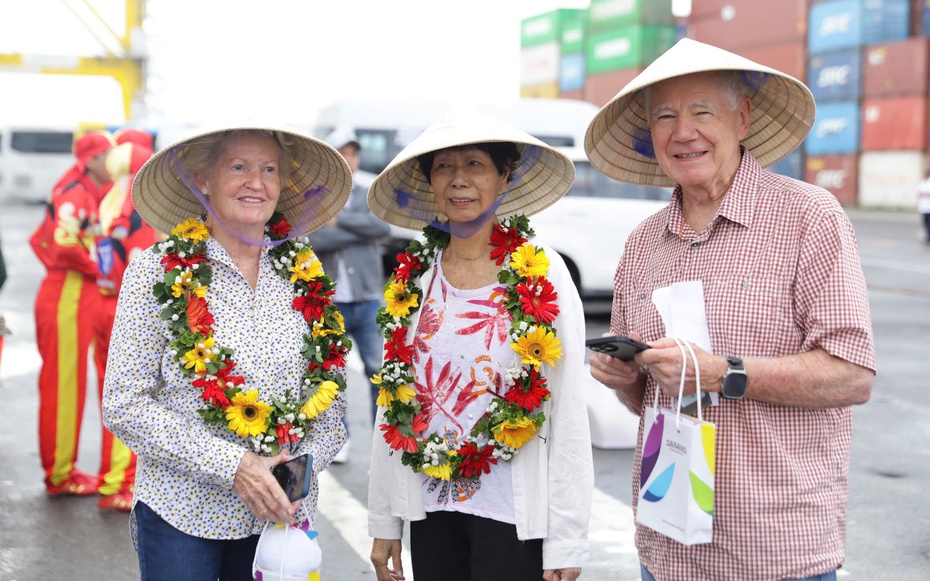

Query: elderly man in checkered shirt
<box><xmin>588</xmin><ymin>39</ymin><xmax>876</xmax><ymax>581</ymax></box>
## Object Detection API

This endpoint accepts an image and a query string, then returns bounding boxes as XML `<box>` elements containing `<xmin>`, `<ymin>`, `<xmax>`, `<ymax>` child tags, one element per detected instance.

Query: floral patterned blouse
<box><xmin>102</xmin><ymin>236</ymin><xmax>347</xmax><ymax>540</ymax></box>
<box><xmin>416</xmin><ymin>257</ymin><xmax>516</xmax><ymax>524</ymax></box>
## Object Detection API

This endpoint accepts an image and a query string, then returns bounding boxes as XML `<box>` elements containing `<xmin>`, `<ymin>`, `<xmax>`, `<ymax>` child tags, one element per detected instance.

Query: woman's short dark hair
<box><xmin>417</xmin><ymin>142</ymin><xmax>521</xmax><ymax>185</ymax></box>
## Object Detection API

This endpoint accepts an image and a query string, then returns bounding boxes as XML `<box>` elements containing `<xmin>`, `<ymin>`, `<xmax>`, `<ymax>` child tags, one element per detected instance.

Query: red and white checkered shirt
<box><xmin>612</xmin><ymin>152</ymin><xmax>876</xmax><ymax>581</ymax></box>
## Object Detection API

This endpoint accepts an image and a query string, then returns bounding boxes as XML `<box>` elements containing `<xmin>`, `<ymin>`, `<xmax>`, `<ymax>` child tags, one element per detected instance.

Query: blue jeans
<box><xmin>134</xmin><ymin>501</ymin><xmax>259</xmax><ymax>581</ymax></box>
<box><xmin>640</xmin><ymin>564</ymin><xmax>837</xmax><ymax>581</ymax></box>
<box><xmin>334</xmin><ymin>299</ymin><xmax>384</xmax><ymax>430</ymax></box>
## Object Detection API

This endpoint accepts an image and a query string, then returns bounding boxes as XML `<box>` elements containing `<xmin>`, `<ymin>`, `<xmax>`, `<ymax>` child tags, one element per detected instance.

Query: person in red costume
<box><xmin>113</xmin><ymin>126</ymin><xmax>155</xmax><ymax>150</ymax></box>
<box><xmin>91</xmin><ymin>141</ymin><xmax>160</xmax><ymax>511</ymax></box>
<box><xmin>30</xmin><ymin>130</ymin><xmax>115</xmax><ymax>495</ymax></box>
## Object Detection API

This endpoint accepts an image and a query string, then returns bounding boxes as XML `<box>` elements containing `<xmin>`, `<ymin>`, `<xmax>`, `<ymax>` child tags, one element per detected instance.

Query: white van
<box><xmin>0</xmin><ymin>124</ymin><xmax>75</xmax><ymax>203</ymax></box>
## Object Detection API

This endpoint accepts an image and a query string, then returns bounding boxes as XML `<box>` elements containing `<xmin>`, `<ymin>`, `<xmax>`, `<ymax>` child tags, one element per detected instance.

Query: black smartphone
<box><xmin>271</xmin><ymin>453</ymin><xmax>313</xmax><ymax>502</ymax></box>
<box><xmin>586</xmin><ymin>335</ymin><xmax>650</xmax><ymax>361</ymax></box>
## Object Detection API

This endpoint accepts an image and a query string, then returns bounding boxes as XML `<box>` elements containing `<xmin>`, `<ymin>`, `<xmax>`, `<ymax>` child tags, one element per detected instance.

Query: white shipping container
<box><xmin>520</xmin><ymin>42</ymin><xmax>561</xmax><ymax>86</ymax></box>
<box><xmin>858</xmin><ymin>150</ymin><xmax>927</xmax><ymax>210</ymax></box>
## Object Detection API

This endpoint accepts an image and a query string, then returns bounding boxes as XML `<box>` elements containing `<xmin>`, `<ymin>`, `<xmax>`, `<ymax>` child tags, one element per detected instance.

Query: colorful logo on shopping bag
<box><xmin>641</xmin><ymin>412</ymin><xmax>674</xmax><ymax>502</ymax></box>
<box><xmin>640</xmin><ymin>412</ymin><xmax>663</xmax><ymax>489</ymax></box>
<box><xmin>689</xmin><ymin>424</ymin><xmax>716</xmax><ymax>515</ymax></box>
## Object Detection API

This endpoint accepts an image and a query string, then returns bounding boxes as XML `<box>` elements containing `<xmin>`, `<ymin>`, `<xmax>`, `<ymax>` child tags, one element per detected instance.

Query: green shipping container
<box><xmin>560</xmin><ymin>13</ymin><xmax>586</xmax><ymax>54</ymax></box>
<box><xmin>585</xmin><ymin>25</ymin><xmax>676</xmax><ymax>75</ymax></box>
<box><xmin>587</xmin><ymin>0</ymin><xmax>674</xmax><ymax>34</ymax></box>
<box><xmin>521</xmin><ymin>8</ymin><xmax>586</xmax><ymax>49</ymax></box>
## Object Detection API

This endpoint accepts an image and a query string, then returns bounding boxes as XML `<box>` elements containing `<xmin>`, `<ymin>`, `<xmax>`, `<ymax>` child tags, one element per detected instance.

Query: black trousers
<box><xmin>410</xmin><ymin>511</ymin><xmax>543</xmax><ymax>581</ymax></box>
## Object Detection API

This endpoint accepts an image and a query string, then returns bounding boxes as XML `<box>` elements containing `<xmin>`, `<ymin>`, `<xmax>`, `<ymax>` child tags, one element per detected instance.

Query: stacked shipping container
<box><xmin>520</xmin><ymin>0</ymin><xmax>930</xmax><ymax>208</ymax></box>
<box><xmin>583</xmin><ymin>0</ymin><xmax>676</xmax><ymax>107</ymax></box>
<box><xmin>805</xmin><ymin>0</ymin><xmax>918</xmax><ymax>208</ymax></box>
<box><xmin>519</xmin><ymin>1</ymin><xmax>676</xmax><ymax>108</ymax></box>
<box><xmin>520</xmin><ymin>9</ymin><xmax>587</xmax><ymax>99</ymax></box>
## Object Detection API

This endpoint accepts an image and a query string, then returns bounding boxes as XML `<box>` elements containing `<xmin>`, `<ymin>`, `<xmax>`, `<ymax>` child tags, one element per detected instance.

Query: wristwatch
<box><xmin>721</xmin><ymin>355</ymin><xmax>748</xmax><ymax>400</ymax></box>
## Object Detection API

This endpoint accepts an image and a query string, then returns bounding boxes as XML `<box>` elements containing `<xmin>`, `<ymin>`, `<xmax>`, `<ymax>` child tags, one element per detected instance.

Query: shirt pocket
<box><xmin>705</xmin><ymin>274</ymin><xmax>797</xmax><ymax>356</ymax></box>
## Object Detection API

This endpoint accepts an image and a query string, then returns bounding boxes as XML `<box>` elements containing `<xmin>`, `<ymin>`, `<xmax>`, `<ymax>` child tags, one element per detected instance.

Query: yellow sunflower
<box><xmin>376</xmin><ymin>384</ymin><xmax>417</xmax><ymax>407</ymax></box>
<box><xmin>172</xmin><ymin>218</ymin><xmax>209</xmax><ymax>242</ymax></box>
<box><xmin>512</xmin><ymin>326</ymin><xmax>562</xmax><ymax>368</ymax></box>
<box><xmin>383</xmin><ymin>280</ymin><xmax>419</xmax><ymax>318</ymax></box>
<box><xmin>181</xmin><ymin>337</ymin><xmax>216</xmax><ymax>373</ymax></box>
<box><xmin>510</xmin><ymin>244</ymin><xmax>549</xmax><ymax>279</ymax></box>
<box><xmin>422</xmin><ymin>453</ymin><xmax>456</xmax><ymax>481</ymax></box>
<box><xmin>300</xmin><ymin>380</ymin><xmax>339</xmax><ymax>419</ymax></box>
<box><xmin>493</xmin><ymin>416</ymin><xmax>538</xmax><ymax>448</ymax></box>
<box><xmin>289</xmin><ymin>249</ymin><xmax>324</xmax><ymax>283</ymax></box>
<box><xmin>226</xmin><ymin>390</ymin><xmax>271</xmax><ymax>437</ymax></box>
<box><xmin>170</xmin><ymin>270</ymin><xmax>206</xmax><ymax>298</ymax></box>
<box><xmin>311</xmin><ymin>311</ymin><xmax>345</xmax><ymax>339</ymax></box>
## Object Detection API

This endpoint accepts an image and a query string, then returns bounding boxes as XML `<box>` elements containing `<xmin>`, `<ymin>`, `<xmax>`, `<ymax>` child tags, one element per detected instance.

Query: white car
<box><xmin>375</xmin><ymin>148</ymin><xmax>671</xmax><ymax>300</ymax></box>
<box><xmin>529</xmin><ymin>147</ymin><xmax>671</xmax><ymax>300</ymax></box>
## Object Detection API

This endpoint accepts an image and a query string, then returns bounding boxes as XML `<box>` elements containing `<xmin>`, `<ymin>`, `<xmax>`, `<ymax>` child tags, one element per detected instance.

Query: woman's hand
<box><xmin>371</xmin><ymin>538</ymin><xmax>405</xmax><ymax>581</ymax></box>
<box><xmin>544</xmin><ymin>567</ymin><xmax>582</xmax><ymax>581</ymax></box>
<box><xmin>233</xmin><ymin>451</ymin><xmax>299</xmax><ymax>524</ymax></box>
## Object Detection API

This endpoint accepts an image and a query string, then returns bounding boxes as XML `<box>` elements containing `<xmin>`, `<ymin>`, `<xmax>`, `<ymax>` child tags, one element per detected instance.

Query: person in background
<box><xmin>305</xmin><ymin>129</ymin><xmax>390</xmax><ymax>463</ymax></box>
<box><xmin>103</xmin><ymin>123</ymin><xmax>352</xmax><ymax>579</ymax></box>
<box><xmin>586</xmin><ymin>38</ymin><xmax>876</xmax><ymax>581</ymax></box>
<box><xmin>113</xmin><ymin>126</ymin><xmax>156</xmax><ymax>151</ymax></box>
<box><xmin>30</xmin><ymin>130</ymin><xmax>115</xmax><ymax>495</ymax></box>
<box><xmin>367</xmin><ymin>110</ymin><xmax>592</xmax><ymax>581</ymax></box>
<box><xmin>916</xmin><ymin>170</ymin><xmax>930</xmax><ymax>243</ymax></box>
<box><xmin>90</xmin><ymin>140</ymin><xmax>160</xmax><ymax>512</ymax></box>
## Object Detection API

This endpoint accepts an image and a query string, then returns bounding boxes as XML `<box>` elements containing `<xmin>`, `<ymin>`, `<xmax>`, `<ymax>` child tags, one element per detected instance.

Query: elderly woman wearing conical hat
<box><xmin>587</xmin><ymin>39</ymin><xmax>876</xmax><ymax>581</ymax></box>
<box><xmin>101</xmin><ymin>123</ymin><xmax>354</xmax><ymax>578</ymax></box>
<box><xmin>367</xmin><ymin>110</ymin><xmax>593</xmax><ymax>581</ymax></box>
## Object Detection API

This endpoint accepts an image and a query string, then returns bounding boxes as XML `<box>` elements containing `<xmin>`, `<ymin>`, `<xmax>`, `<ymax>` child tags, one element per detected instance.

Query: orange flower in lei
<box><xmin>153</xmin><ymin>214</ymin><xmax>351</xmax><ymax>454</ymax></box>
<box><xmin>372</xmin><ymin>214</ymin><xmax>563</xmax><ymax>482</ymax></box>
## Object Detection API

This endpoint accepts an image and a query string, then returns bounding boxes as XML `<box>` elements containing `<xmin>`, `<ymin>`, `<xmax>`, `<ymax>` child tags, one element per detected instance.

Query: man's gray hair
<box><xmin>643</xmin><ymin>70</ymin><xmax>750</xmax><ymax>112</ymax></box>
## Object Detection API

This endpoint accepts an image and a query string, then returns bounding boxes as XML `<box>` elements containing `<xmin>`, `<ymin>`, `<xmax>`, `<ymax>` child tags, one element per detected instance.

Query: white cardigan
<box><xmin>367</xmin><ymin>244</ymin><xmax>593</xmax><ymax>570</ymax></box>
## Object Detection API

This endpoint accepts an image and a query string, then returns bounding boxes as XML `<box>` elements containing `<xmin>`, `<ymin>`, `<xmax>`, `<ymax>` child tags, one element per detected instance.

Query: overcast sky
<box><xmin>0</xmin><ymin>0</ymin><xmax>688</xmax><ymax>128</ymax></box>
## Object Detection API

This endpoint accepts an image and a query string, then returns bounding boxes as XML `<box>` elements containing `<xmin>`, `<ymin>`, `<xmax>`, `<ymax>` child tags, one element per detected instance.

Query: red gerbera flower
<box><xmin>515</xmin><ymin>277</ymin><xmax>560</xmax><ymax>324</ymax></box>
<box><xmin>504</xmin><ymin>368</ymin><xmax>550</xmax><ymax>410</ymax></box>
<box><xmin>275</xmin><ymin>423</ymin><xmax>300</xmax><ymax>445</ymax></box>
<box><xmin>456</xmin><ymin>442</ymin><xmax>498</xmax><ymax>478</ymax></box>
<box><xmin>192</xmin><ymin>362</ymin><xmax>244</xmax><ymax>408</ymax></box>
<box><xmin>186</xmin><ymin>294</ymin><xmax>214</xmax><ymax>335</ymax></box>
<box><xmin>489</xmin><ymin>223</ymin><xmax>528</xmax><ymax>265</ymax></box>
<box><xmin>161</xmin><ymin>253</ymin><xmax>207</xmax><ymax>272</ymax></box>
<box><xmin>393</xmin><ymin>251</ymin><xmax>422</xmax><ymax>282</ymax></box>
<box><xmin>269</xmin><ymin>216</ymin><xmax>291</xmax><ymax>238</ymax></box>
<box><xmin>380</xmin><ymin>422</ymin><xmax>419</xmax><ymax>453</ymax></box>
<box><xmin>293</xmin><ymin>281</ymin><xmax>334</xmax><ymax>322</ymax></box>
<box><xmin>384</xmin><ymin>327</ymin><xmax>415</xmax><ymax>365</ymax></box>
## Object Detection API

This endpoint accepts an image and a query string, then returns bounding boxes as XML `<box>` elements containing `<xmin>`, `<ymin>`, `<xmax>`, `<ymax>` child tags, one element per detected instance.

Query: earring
<box><xmin>201</xmin><ymin>188</ymin><xmax>208</xmax><ymax>195</ymax></box>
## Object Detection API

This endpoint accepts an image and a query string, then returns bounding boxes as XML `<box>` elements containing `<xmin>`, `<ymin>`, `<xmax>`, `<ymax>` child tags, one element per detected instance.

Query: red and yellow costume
<box><xmin>91</xmin><ymin>141</ymin><xmax>160</xmax><ymax>509</ymax></box>
<box><xmin>30</xmin><ymin>131</ymin><xmax>115</xmax><ymax>495</ymax></box>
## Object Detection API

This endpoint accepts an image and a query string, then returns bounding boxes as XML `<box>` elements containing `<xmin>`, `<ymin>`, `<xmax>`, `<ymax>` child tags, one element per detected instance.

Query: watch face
<box><xmin>724</xmin><ymin>371</ymin><xmax>748</xmax><ymax>399</ymax></box>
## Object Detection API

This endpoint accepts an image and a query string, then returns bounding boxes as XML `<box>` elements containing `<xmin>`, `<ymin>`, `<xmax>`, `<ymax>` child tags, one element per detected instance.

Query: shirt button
<box><xmin>640</xmin><ymin>292</ymin><xmax>647</xmax><ymax>300</ymax></box>
<box><xmin>348</xmin><ymin>267</ymin><xmax>356</xmax><ymax>275</ymax></box>
<box><xmin>742</xmin><ymin>280</ymin><xmax>751</xmax><ymax>289</ymax></box>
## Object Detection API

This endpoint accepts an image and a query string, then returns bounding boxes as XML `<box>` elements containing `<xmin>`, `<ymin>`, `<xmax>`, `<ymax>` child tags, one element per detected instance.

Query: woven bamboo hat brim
<box><xmin>367</xmin><ymin>109</ymin><xmax>575</xmax><ymax>230</ymax></box>
<box><xmin>132</xmin><ymin>123</ymin><xmax>352</xmax><ymax>236</ymax></box>
<box><xmin>584</xmin><ymin>38</ymin><xmax>816</xmax><ymax>187</ymax></box>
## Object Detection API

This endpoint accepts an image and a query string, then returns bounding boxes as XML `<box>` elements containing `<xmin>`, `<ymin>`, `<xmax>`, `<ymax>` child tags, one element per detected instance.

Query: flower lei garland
<box><xmin>153</xmin><ymin>212</ymin><xmax>351</xmax><ymax>454</ymax></box>
<box><xmin>373</xmin><ymin>214</ymin><xmax>563</xmax><ymax>481</ymax></box>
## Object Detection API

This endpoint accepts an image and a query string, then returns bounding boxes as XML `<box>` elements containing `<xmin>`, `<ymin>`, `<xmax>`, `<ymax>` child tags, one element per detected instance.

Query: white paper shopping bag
<box><xmin>636</xmin><ymin>340</ymin><xmax>716</xmax><ymax>545</ymax></box>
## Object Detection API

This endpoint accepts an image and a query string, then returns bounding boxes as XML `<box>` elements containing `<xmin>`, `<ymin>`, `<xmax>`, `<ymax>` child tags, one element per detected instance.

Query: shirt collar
<box><xmin>663</xmin><ymin>147</ymin><xmax>761</xmax><ymax>236</ymax></box>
